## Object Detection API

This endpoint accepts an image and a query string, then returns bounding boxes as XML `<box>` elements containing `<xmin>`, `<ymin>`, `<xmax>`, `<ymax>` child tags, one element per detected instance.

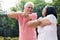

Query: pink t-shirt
<box><xmin>15</xmin><ymin>13</ymin><xmax>37</xmax><ymax>40</ymax></box>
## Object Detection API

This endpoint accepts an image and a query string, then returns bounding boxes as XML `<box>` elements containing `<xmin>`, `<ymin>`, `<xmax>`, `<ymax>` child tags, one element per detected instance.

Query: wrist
<box><xmin>36</xmin><ymin>19</ymin><xmax>40</xmax><ymax>25</ymax></box>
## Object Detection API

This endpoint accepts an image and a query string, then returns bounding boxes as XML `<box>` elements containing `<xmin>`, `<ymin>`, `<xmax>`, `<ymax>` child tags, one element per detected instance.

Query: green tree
<box><xmin>53</xmin><ymin>0</ymin><xmax>60</xmax><ymax>25</ymax></box>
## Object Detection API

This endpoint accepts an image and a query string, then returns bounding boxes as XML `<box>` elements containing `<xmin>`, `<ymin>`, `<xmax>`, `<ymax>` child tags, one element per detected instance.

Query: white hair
<box><xmin>24</xmin><ymin>1</ymin><xmax>34</xmax><ymax>8</ymax></box>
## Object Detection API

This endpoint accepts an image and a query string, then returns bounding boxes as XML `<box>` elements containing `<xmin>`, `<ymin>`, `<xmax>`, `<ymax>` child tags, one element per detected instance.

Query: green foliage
<box><xmin>0</xmin><ymin>37</ymin><xmax>18</xmax><ymax>40</ymax></box>
<box><xmin>0</xmin><ymin>10</ymin><xmax>7</xmax><ymax>14</ymax></box>
<box><xmin>33</xmin><ymin>0</ymin><xmax>46</xmax><ymax>18</ymax></box>
<box><xmin>57</xmin><ymin>14</ymin><xmax>60</xmax><ymax>25</ymax></box>
<box><xmin>8</xmin><ymin>18</ymin><xmax>17</xmax><ymax>29</ymax></box>
<box><xmin>53</xmin><ymin>0</ymin><xmax>60</xmax><ymax>25</ymax></box>
<box><xmin>0</xmin><ymin>9</ymin><xmax>19</xmax><ymax>37</ymax></box>
<box><xmin>53</xmin><ymin>0</ymin><xmax>60</xmax><ymax>14</ymax></box>
<box><xmin>10</xmin><ymin>7</ymin><xmax>17</xmax><ymax>12</ymax></box>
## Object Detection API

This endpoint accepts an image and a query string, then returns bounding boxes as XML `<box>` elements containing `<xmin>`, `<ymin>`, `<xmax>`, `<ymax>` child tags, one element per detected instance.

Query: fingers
<box><xmin>22</xmin><ymin>13</ymin><xmax>29</xmax><ymax>18</ymax></box>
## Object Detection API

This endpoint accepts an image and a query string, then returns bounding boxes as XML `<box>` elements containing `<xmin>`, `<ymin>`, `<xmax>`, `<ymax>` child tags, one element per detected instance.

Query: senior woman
<box><xmin>27</xmin><ymin>6</ymin><xmax>58</xmax><ymax>40</ymax></box>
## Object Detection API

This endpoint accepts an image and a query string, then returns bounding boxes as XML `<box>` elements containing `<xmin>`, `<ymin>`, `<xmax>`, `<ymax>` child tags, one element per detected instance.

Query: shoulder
<box><xmin>46</xmin><ymin>14</ymin><xmax>56</xmax><ymax>18</ymax></box>
<box><xmin>46</xmin><ymin>14</ymin><xmax>56</xmax><ymax>21</ymax></box>
<box><xmin>30</xmin><ymin>13</ymin><xmax>37</xmax><ymax>19</ymax></box>
<box><xmin>32</xmin><ymin>13</ymin><xmax>37</xmax><ymax>17</ymax></box>
<box><xmin>46</xmin><ymin>14</ymin><xmax>57</xmax><ymax>24</ymax></box>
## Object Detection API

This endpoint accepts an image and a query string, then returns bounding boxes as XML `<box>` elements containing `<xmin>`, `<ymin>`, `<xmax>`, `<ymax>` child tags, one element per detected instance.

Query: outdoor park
<box><xmin>0</xmin><ymin>0</ymin><xmax>60</xmax><ymax>40</ymax></box>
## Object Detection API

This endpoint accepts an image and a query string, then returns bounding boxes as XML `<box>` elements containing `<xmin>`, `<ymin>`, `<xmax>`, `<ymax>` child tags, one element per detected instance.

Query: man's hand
<box><xmin>22</xmin><ymin>13</ymin><xmax>29</xmax><ymax>18</ymax></box>
<box><xmin>22</xmin><ymin>13</ymin><xmax>32</xmax><ymax>20</ymax></box>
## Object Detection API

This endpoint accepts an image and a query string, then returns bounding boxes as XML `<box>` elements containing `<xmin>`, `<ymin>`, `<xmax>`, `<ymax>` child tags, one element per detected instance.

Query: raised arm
<box><xmin>38</xmin><ymin>17</ymin><xmax>51</xmax><ymax>27</ymax></box>
<box><xmin>7</xmin><ymin>12</ymin><xmax>23</xmax><ymax>18</ymax></box>
<box><xmin>27</xmin><ymin>17</ymin><xmax>51</xmax><ymax>27</ymax></box>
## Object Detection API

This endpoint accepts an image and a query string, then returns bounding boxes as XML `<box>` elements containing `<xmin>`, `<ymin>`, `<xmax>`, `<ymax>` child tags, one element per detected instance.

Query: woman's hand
<box><xmin>27</xmin><ymin>20</ymin><xmax>39</xmax><ymax>28</ymax></box>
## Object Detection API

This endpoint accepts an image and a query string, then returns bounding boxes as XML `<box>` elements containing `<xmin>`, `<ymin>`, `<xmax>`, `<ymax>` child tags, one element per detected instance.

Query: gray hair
<box><xmin>24</xmin><ymin>1</ymin><xmax>34</xmax><ymax>8</ymax></box>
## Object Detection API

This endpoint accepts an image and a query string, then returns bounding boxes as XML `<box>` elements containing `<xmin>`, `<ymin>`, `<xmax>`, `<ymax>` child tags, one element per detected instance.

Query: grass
<box><xmin>0</xmin><ymin>36</ymin><xmax>18</xmax><ymax>40</ymax></box>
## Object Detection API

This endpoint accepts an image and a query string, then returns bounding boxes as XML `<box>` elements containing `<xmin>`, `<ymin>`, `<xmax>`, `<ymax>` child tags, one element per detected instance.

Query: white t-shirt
<box><xmin>38</xmin><ymin>14</ymin><xmax>58</xmax><ymax>40</ymax></box>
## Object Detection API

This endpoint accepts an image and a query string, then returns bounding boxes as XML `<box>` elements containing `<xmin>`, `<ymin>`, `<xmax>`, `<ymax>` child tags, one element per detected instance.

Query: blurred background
<box><xmin>0</xmin><ymin>0</ymin><xmax>60</xmax><ymax>40</ymax></box>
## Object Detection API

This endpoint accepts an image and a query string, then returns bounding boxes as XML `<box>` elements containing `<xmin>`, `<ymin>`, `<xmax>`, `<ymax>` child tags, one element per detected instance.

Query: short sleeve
<box><xmin>46</xmin><ymin>15</ymin><xmax>57</xmax><ymax>24</ymax></box>
<box><xmin>14</xmin><ymin>14</ymin><xmax>23</xmax><ymax>23</ymax></box>
<box><xmin>30</xmin><ymin>13</ymin><xmax>37</xmax><ymax>20</ymax></box>
<box><xmin>14</xmin><ymin>15</ymin><xmax>19</xmax><ymax>20</ymax></box>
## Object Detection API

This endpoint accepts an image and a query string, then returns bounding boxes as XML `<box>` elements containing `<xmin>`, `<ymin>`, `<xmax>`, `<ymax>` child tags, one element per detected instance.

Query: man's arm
<box><xmin>7</xmin><ymin>12</ymin><xmax>23</xmax><ymax>18</ymax></box>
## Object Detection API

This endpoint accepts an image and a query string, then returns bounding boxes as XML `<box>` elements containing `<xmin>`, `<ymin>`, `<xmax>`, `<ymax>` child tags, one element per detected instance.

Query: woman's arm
<box><xmin>27</xmin><ymin>20</ymin><xmax>39</xmax><ymax>28</ymax></box>
<box><xmin>27</xmin><ymin>17</ymin><xmax>52</xmax><ymax>27</ymax></box>
<box><xmin>38</xmin><ymin>15</ymin><xmax>55</xmax><ymax>27</ymax></box>
<box><xmin>38</xmin><ymin>17</ymin><xmax>51</xmax><ymax>27</ymax></box>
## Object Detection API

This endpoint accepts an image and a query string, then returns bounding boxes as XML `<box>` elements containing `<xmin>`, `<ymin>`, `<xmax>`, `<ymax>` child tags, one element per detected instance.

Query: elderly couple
<box><xmin>7</xmin><ymin>1</ymin><xmax>58</xmax><ymax>40</ymax></box>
